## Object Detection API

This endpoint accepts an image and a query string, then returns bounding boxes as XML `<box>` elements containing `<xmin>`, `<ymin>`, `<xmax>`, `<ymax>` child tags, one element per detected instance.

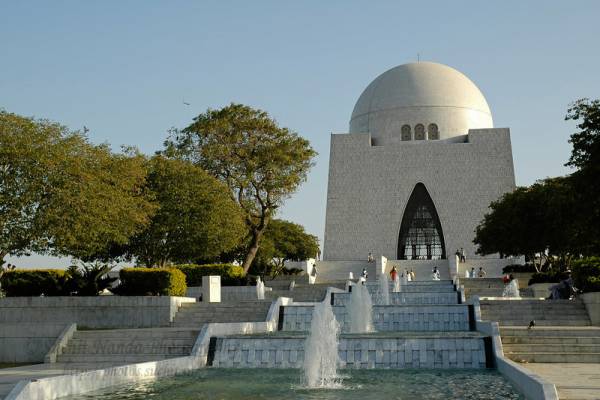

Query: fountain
<box><xmin>502</xmin><ymin>277</ymin><xmax>520</xmax><ymax>298</ymax></box>
<box><xmin>303</xmin><ymin>300</ymin><xmax>341</xmax><ymax>388</ymax></box>
<box><xmin>393</xmin><ymin>274</ymin><xmax>401</xmax><ymax>293</ymax></box>
<box><xmin>256</xmin><ymin>277</ymin><xmax>265</xmax><ymax>300</ymax></box>
<box><xmin>377</xmin><ymin>273</ymin><xmax>390</xmax><ymax>305</ymax></box>
<box><xmin>346</xmin><ymin>282</ymin><xmax>374</xmax><ymax>333</ymax></box>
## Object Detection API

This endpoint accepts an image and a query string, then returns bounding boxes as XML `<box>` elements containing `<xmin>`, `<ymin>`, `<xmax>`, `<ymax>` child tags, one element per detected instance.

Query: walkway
<box><xmin>522</xmin><ymin>363</ymin><xmax>600</xmax><ymax>400</ymax></box>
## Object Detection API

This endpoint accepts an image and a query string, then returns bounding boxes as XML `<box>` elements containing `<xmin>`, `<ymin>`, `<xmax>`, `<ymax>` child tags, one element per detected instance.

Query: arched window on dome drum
<box><xmin>401</xmin><ymin>125</ymin><xmax>411</xmax><ymax>141</ymax></box>
<box><xmin>414</xmin><ymin>124</ymin><xmax>425</xmax><ymax>140</ymax></box>
<box><xmin>397</xmin><ymin>183</ymin><xmax>446</xmax><ymax>260</ymax></box>
<box><xmin>428</xmin><ymin>124</ymin><xmax>439</xmax><ymax>140</ymax></box>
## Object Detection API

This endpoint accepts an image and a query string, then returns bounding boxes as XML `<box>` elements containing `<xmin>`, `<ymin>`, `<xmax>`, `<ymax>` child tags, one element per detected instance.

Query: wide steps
<box><xmin>504</xmin><ymin>343</ymin><xmax>600</xmax><ymax>353</ymax></box>
<box><xmin>56</xmin><ymin>354</ymin><xmax>180</xmax><ymax>363</ymax></box>
<box><xmin>74</xmin><ymin>328</ymin><xmax>198</xmax><ymax>339</ymax></box>
<box><xmin>502</xmin><ymin>336</ymin><xmax>600</xmax><ymax>344</ymax></box>
<box><xmin>480</xmin><ymin>299</ymin><xmax>591</xmax><ymax>326</ymax></box>
<box><xmin>500</xmin><ymin>327</ymin><xmax>600</xmax><ymax>337</ymax></box>
<box><xmin>62</xmin><ymin>342</ymin><xmax>192</xmax><ymax>355</ymax></box>
<box><xmin>505</xmin><ymin>352</ymin><xmax>600</xmax><ymax>363</ymax></box>
<box><xmin>56</xmin><ymin>327</ymin><xmax>198</xmax><ymax>365</ymax></box>
<box><xmin>171</xmin><ymin>301</ymin><xmax>272</xmax><ymax>327</ymax></box>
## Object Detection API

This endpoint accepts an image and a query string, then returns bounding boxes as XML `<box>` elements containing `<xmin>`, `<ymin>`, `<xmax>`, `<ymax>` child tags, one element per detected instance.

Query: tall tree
<box><xmin>127</xmin><ymin>156</ymin><xmax>246</xmax><ymax>267</ymax></box>
<box><xmin>164</xmin><ymin>104</ymin><xmax>316</xmax><ymax>273</ymax></box>
<box><xmin>0</xmin><ymin>111</ymin><xmax>154</xmax><ymax>263</ymax></box>
<box><xmin>565</xmin><ymin>98</ymin><xmax>600</xmax><ymax>254</ymax></box>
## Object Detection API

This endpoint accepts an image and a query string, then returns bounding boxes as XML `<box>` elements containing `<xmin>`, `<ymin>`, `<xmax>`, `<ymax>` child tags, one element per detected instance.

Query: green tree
<box><xmin>164</xmin><ymin>104</ymin><xmax>316</xmax><ymax>273</ymax></box>
<box><xmin>565</xmin><ymin>98</ymin><xmax>600</xmax><ymax>255</ymax></box>
<box><xmin>252</xmin><ymin>219</ymin><xmax>319</xmax><ymax>277</ymax></box>
<box><xmin>474</xmin><ymin>177</ymin><xmax>577</xmax><ymax>271</ymax></box>
<box><xmin>127</xmin><ymin>156</ymin><xmax>246</xmax><ymax>267</ymax></box>
<box><xmin>0</xmin><ymin>111</ymin><xmax>154</xmax><ymax>263</ymax></box>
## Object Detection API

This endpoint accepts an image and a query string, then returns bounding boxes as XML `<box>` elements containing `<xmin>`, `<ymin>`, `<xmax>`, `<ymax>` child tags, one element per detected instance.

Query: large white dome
<box><xmin>349</xmin><ymin>62</ymin><xmax>493</xmax><ymax>145</ymax></box>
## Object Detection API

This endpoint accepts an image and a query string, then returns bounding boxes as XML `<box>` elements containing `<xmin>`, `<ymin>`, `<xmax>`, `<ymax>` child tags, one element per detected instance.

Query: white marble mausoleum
<box><xmin>323</xmin><ymin>62</ymin><xmax>516</xmax><ymax>264</ymax></box>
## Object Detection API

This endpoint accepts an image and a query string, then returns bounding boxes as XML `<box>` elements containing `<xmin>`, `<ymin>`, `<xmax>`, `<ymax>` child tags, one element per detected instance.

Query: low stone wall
<box><xmin>281</xmin><ymin>304</ymin><xmax>470</xmax><ymax>332</ymax></box>
<box><xmin>333</xmin><ymin>291</ymin><xmax>460</xmax><ymax>306</ymax></box>
<box><xmin>582</xmin><ymin>292</ymin><xmax>600</xmax><ymax>326</ymax></box>
<box><xmin>211</xmin><ymin>335</ymin><xmax>487</xmax><ymax>369</ymax></box>
<box><xmin>185</xmin><ymin>286</ymin><xmax>260</xmax><ymax>302</ymax></box>
<box><xmin>528</xmin><ymin>283</ymin><xmax>553</xmax><ymax>298</ymax></box>
<box><xmin>0</xmin><ymin>323</ymin><xmax>68</xmax><ymax>363</ymax></box>
<box><xmin>0</xmin><ymin>296</ymin><xmax>195</xmax><ymax>329</ymax></box>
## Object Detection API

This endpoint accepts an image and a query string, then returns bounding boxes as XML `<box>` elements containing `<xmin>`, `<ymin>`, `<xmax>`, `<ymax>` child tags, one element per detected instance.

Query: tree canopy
<box><xmin>164</xmin><ymin>103</ymin><xmax>317</xmax><ymax>273</ymax></box>
<box><xmin>251</xmin><ymin>219</ymin><xmax>319</xmax><ymax>277</ymax></box>
<box><xmin>473</xmin><ymin>177</ymin><xmax>577</xmax><ymax>270</ymax></box>
<box><xmin>127</xmin><ymin>156</ymin><xmax>246</xmax><ymax>267</ymax></box>
<box><xmin>0</xmin><ymin>111</ymin><xmax>154</xmax><ymax>263</ymax></box>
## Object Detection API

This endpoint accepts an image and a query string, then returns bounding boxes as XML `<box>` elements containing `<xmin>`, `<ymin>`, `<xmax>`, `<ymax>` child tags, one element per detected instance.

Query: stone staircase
<box><xmin>171</xmin><ymin>301</ymin><xmax>272</xmax><ymax>328</ymax></box>
<box><xmin>56</xmin><ymin>327</ymin><xmax>198</xmax><ymax>366</ymax></box>
<box><xmin>459</xmin><ymin>278</ymin><xmax>506</xmax><ymax>299</ymax></box>
<box><xmin>480</xmin><ymin>299</ymin><xmax>591</xmax><ymax>326</ymax></box>
<box><xmin>267</xmin><ymin>281</ymin><xmax>346</xmax><ymax>302</ymax></box>
<box><xmin>500</xmin><ymin>326</ymin><xmax>600</xmax><ymax>363</ymax></box>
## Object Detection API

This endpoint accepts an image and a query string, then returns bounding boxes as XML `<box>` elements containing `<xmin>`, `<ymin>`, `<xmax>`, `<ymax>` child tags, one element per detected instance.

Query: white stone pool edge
<box><xmin>470</xmin><ymin>296</ymin><xmax>559</xmax><ymax>400</ymax></box>
<box><xmin>6</xmin><ymin>288</ymin><xmax>558</xmax><ymax>400</ymax></box>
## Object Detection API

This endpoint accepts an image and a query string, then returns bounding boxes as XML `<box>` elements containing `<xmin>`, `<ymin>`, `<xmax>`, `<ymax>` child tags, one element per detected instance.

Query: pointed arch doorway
<box><xmin>397</xmin><ymin>183</ymin><xmax>446</xmax><ymax>260</ymax></box>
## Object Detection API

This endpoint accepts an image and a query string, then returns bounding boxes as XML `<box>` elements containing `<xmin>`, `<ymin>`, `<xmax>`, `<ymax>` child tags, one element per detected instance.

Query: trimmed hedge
<box><xmin>0</xmin><ymin>269</ymin><xmax>68</xmax><ymax>297</ymax></box>
<box><xmin>528</xmin><ymin>270</ymin><xmax>570</xmax><ymax>285</ymax></box>
<box><xmin>502</xmin><ymin>264</ymin><xmax>537</xmax><ymax>273</ymax></box>
<box><xmin>572</xmin><ymin>257</ymin><xmax>600</xmax><ymax>293</ymax></box>
<box><xmin>115</xmin><ymin>268</ymin><xmax>187</xmax><ymax>296</ymax></box>
<box><xmin>175</xmin><ymin>264</ymin><xmax>245</xmax><ymax>286</ymax></box>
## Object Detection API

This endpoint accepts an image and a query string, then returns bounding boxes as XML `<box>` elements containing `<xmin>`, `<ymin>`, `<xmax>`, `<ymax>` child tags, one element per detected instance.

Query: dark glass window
<box><xmin>414</xmin><ymin>124</ymin><xmax>425</xmax><ymax>140</ymax></box>
<box><xmin>401</xmin><ymin>125</ymin><xmax>411</xmax><ymax>141</ymax></box>
<box><xmin>398</xmin><ymin>183</ymin><xmax>446</xmax><ymax>260</ymax></box>
<box><xmin>428</xmin><ymin>123</ymin><xmax>439</xmax><ymax>140</ymax></box>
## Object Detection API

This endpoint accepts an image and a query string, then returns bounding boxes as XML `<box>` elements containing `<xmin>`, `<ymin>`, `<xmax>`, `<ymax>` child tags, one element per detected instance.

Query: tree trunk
<box><xmin>242</xmin><ymin>228</ymin><xmax>265</xmax><ymax>274</ymax></box>
<box><xmin>0</xmin><ymin>251</ymin><xmax>6</xmax><ymax>267</ymax></box>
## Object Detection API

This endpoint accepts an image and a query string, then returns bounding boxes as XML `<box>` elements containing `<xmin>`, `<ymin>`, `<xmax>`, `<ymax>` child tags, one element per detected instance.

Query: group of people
<box><xmin>465</xmin><ymin>267</ymin><xmax>487</xmax><ymax>278</ymax></box>
<box><xmin>455</xmin><ymin>248</ymin><xmax>467</xmax><ymax>263</ymax></box>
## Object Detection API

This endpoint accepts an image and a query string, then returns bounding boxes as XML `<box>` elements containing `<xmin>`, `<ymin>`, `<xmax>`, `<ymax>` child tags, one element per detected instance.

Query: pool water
<box><xmin>67</xmin><ymin>369</ymin><xmax>524</xmax><ymax>400</ymax></box>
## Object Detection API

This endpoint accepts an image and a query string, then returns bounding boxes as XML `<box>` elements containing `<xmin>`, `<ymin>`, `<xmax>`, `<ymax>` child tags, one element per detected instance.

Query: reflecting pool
<box><xmin>66</xmin><ymin>368</ymin><xmax>524</xmax><ymax>400</ymax></box>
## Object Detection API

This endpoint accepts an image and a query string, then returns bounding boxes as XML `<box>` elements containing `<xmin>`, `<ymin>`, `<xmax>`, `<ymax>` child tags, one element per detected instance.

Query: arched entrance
<box><xmin>397</xmin><ymin>183</ymin><xmax>446</xmax><ymax>260</ymax></box>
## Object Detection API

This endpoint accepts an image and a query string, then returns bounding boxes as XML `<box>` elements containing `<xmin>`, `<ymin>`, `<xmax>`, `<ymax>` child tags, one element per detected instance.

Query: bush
<box><xmin>175</xmin><ymin>264</ymin><xmax>245</xmax><ymax>286</ymax></box>
<box><xmin>0</xmin><ymin>269</ymin><xmax>68</xmax><ymax>297</ymax></box>
<box><xmin>114</xmin><ymin>268</ymin><xmax>187</xmax><ymax>296</ymax></box>
<box><xmin>572</xmin><ymin>257</ymin><xmax>600</xmax><ymax>293</ymax></box>
<box><xmin>528</xmin><ymin>270</ymin><xmax>570</xmax><ymax>285</ymax></box>
<box><xmin>502</xmin><ymin>264</ymin><xmax>537</xmax><ymax>273</ymax></box>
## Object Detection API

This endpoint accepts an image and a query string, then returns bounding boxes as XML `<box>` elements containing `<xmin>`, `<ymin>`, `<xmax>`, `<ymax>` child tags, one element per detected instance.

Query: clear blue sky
<box><xmin>2</xmin><ymin>1</ymin><xmax>599</xmax><ymax>267</ymax></box>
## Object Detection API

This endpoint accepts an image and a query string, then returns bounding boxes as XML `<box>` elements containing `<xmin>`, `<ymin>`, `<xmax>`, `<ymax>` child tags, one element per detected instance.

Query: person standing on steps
<box><xmin>460</xmin><ymin>248</ymin><xmax>466</xmax><ymax>263</ymax></box>
<box><xmin>478</xmin><ymin>267</ymin><xmax>486</xmax><ymax>278</ymax></box>
<box><xmin>390</xmin><ymin>266</ymin><xmax>398</xmax><ymax>282</ymax></box>
<box><xmin>367</xmin><ymin>252</ymin><xmax>374</xmax><ymax>263</ymax></box>
<box><xmin>410</xmin><ymin>269</ymin><xmax>416</xmax><ymax>281</ymax></box>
